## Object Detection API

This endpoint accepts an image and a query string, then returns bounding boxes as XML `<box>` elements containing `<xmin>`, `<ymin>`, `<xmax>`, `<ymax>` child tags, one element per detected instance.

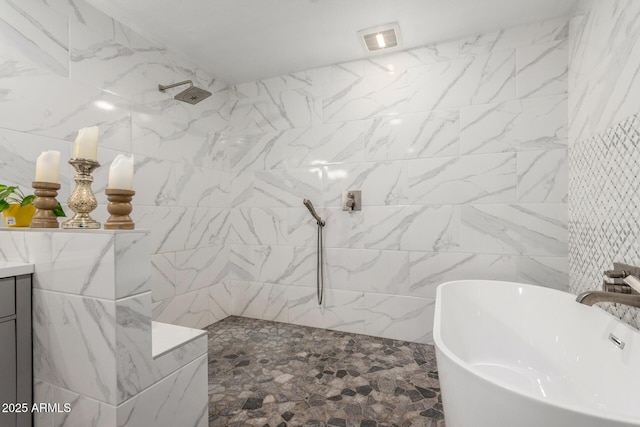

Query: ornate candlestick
<box><xmin>30</xmin><ymin>181</ymin><xmax>61</xmax><ymax>228</ymax></box>
<box><xmin>62</xmin><ymin>158</ymin><xmax>101</xmax><ymax>229</ymax></box>
<box><xmin>104</xmin><ymin>189</ymin><xmax>135</xmax><ymax>230</ymax></box>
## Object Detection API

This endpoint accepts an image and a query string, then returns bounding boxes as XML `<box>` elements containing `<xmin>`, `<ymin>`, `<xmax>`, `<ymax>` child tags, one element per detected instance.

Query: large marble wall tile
<box><xmin>460</xmin><ymin>95</ymin><xmax>568</xmax><ymax>155</ymax></box>
<box><xmin>115</xmin><ymin>293</ymin><xmax>153</xmax><ymax>403</ymax></box>
<box><xmin>117</xmin><ymin>25</ymin><xmax>165</xmax><ymax>55</ymax></box>
<box><xmin>408</xmin><ymin>153</ymin><xmax>517</xmax><ymax>204</ymax></box>
<box><xmin>322</xmin><ymin>71</ymin><xmax>408</xmax><ymax>123</ymax></box>
<box><xmin>234</xmin><ymin>73</ymin><xmax>315</xmax><ymax>98</ymax></box>
<box><xmin>320</xmin><ymin>208</ymin><xmax>363</xmax><ymax>249</ymax></box>
<box><xmin>360</xmin><ymin>205</ymin><xmax>460</xmax><ymax>251</ymax></box>
<box><xmin>364</xmin><ymin>41</ymin><xmax>460</xmax><ymax>71</ymax></box>
<box><xmin>175</xmin><ymin>246</ymin><xmax>228</xmax><ymax>294</ymax></box>
<box><xmin>189</xmin><ymin>208</ymin><xmax>230</xmax><ymax>249</ymax></box>
<box><xmin>256</xmin><ymin>245</ymin><xmax>316</xmax><ymax>286</ymax></box>
<box><xmin>460</xmin><ymin>203</ymin><xmax>567</xmax><ymax>256</ymax></box>
<box><xmin>229</xmin><ymin>86</ymin><xmax>321</xmax><ymax>134</ymax></box>
<box><xmin>0</xmin><ymin>129</ymin><xmax>73</xmax><ymax>202</ymax></box>
<box><xmin>229</xmin><ymin>207</ymin><xmax>287</xmax><ymax>245</ymax></box>
<box><xmin>131</xmin><ymin>156</ymin><xmax>175</xmax><ymax>206</ymax></box>
<box><xmin>569</xmin><ymin>0</ymin><xmax>640</xmax><ymax>142</ymax></box>
<box><xmin>364</xmin><ymin>110</ymin><xmax>459</xmax><ymax>161</ymax></box>
<box><xmin>47</xmin><ymin>0</ymin><xmax>123</xmax><ymax>43</ymax></box>
<box><xmin>52</xmin><ymin>384</ymin><xmax>117</xmax><ymax>427</ymax></box>
<box><xmin>151</xmin><ymin>253</ymin><xmax>175</xmax><ymax>303</ymax></box>
<box><xmin>34</xmin><ymin>289</ymin><xmax>118</xmax><ymax>404</ymax></box>
<box><xmin>114</xmin><ymin>232</ymin><xmax>151</xmax><ymax>298</ymax></box>
<box><xmin>363</xmin><ymin>294</ymin><xmax>435</xmax><ymax>344</ymax></box>
<box><xmin>152</xmin><ymin>288</ymin><xmax>210</xmax><ymax>329</ymax></box>
<box><xmin>134</xmin><ymin>206</ymin><xmax>191</xmax><ymax>253</ymax></box>
<box><xmin>288</xmin><ymin>287</ymin><xmax>365</xmax><ymax>335</ymax></box>
<box><xmin>408</xmin><ymin>252</ymin><xmax>517</xmax><ymax>298</ymax></box>
<box><xmin>51</xmin><ymin>233</ymin><xmax>115</xmax><ymax>298</ymax></box>
<box><xmin>228</xmin><ymin>245</ymin><xmax>259</xmax><ymax>282</ymax></box>
<box><xmin>253</xmin><ymin>168</ymin><xmax>323</xmax><ymax>208</ymax></box>
<box><xmin>287</xmin><ymin>121</ymin><xmax>365</xmax><ymax>167</ymax></box>
<box><xmin>229</xmin><ymin>132</ymin><xmax>287</xmax><ymax>171</ymax></box>
<box><xmin>69</xmin><ymin>20</ymin><xmax>159</xmax><ymax>102</ymax></box>
<box><xmin>515</xmin><ymin>204</ymin><xmax>568</xmax><ymax>256</ymax></box>
<box><xmin>209</xmin><ymin>282</ymin><xmax>231</xmax><ymax>323</ymax></box>
<box><xmin>517</xmin><ymin>148</ymin><xmax>568</xmax><ymax>203</ymax></box>
<box><xmin>325</xmin><ymin>248</ymin><xmax>409</xmax><ymax>294</ymax></box>
<box><xmin>284</xmin><ymin>207</ymin><xmax>321</xmax><ymax>247</ymax></box>
<box><xmin>517</xmin><ymin>256</ymin><xmax>569</xmax><ymax>291</ymax></box>
<box><xmin>204</xmin><ymin>132</ymin><xmax>229</xmax><ymax>171</ymax></box>
<box><xmin>324</xmin><ymin>161</ymin><xmax>408</xmax><ymax>206</ymax></box>
<box><xmin>516</xmin><ymin>40</ymin><xmax>568</xmax><ymax>98</ymax></box>
<box><xmin>406</xmin><ymin>49</ymin><xmax>515</xmax><ymax>113</ymax></box>
<box><xmin>174</xmin><ymin>165</ymin><xmax>229</xmax><ymax>208</ymax></box>
<box><xmin>117</xmin><ymin>355</ymin><xmax>207</xmax><ymax>427</ymax></box>
<box><xmin>227</xmin><ymin>96</ymin><xmax>271</xmax><ymax>136</ymax></box>
<box><xmin>0</xmin><ymin>74</ymin><xmax>132</xmax><ymax>152</ymax></box>
<box><xmin>230</xmin><ymin>281</ymin><xmax>288</xmax><ymax>323</ymax></box>
<box><xmin>0</xmin><ymin>231</ymin><xmax>26</xmax><ymax>262</ymax></box>
<box><xmin>131</xmin><ymin>102</ymin><xmax>217</xmax><ymax>165</ymax></box>
<box><xmin>0</xmin><ymin>0</ymin><xmax>68</xmax><ymax>79</ymax></box>
<box><xmin>460</xmin><ymin>18</ymin><xmax>568</xmax><ymax>56</ymax></box>
<box><xmin>230</xmin><ymin>171</ymin><xmax>254</xmax><ymax>208</ymax></box>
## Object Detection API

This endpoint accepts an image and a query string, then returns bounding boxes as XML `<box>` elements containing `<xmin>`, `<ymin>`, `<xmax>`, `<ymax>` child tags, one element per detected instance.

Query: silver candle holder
<box><xmin>62</xmin><ymin>158</ymin><xmax>101</xmax><ymax>229</ymax></box>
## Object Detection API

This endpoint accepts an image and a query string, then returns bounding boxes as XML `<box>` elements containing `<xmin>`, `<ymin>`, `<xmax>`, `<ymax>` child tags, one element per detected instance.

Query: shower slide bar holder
<box><xmin>303</xmin><ymin>199</ymin><xmax>325</xmax><ymax>305</ymax></box>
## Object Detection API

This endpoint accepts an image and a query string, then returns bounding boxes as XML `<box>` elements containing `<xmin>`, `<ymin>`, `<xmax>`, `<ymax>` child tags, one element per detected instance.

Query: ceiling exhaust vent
<box><xmin>358</xmin><ymin>24</ymin><xmax>401</xmax><ymax>54</ymax></box>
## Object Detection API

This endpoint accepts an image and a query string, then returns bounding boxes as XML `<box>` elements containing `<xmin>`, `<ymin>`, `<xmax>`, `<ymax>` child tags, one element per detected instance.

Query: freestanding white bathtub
<box><xmin>434</xmin><ymin>280</ymin><xmax>640</xmax><ymax>427</ymax></box>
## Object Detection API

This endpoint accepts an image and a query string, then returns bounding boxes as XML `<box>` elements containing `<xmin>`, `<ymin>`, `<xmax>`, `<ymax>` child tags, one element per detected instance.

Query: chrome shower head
<box><xmin>158</xmin><ymin>80</ymin><xmax>211</xmax><ymax>105</ymax></box>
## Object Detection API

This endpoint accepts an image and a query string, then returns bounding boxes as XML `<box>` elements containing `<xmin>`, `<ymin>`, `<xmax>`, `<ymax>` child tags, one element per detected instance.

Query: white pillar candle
<box><xmin>34</xmin><ymin>151</ymin><xmax>61</xmax><ymax>183</ymax></box>
<box><xmin>108</xmin><ymin>154</ymin><xmax>134</xmax><ymax>190</ymax></box>
<box><xmin>73</xmin><ymin>126</ymin><xmax>99</xmax><ymax>160</ymax></box>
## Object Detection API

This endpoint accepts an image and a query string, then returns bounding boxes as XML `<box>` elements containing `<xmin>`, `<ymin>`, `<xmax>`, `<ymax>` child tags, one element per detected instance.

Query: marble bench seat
<box><xmin>152</xmin><ymin>321</ymin><xmax>207</xmax><ymax>359</ymax></box>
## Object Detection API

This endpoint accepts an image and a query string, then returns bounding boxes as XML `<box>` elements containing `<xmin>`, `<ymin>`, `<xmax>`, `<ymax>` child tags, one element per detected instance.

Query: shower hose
<box><xmin>315</xmin><ymin>220</ymin><xmax>325</xmax><ymax>305</ymax></box>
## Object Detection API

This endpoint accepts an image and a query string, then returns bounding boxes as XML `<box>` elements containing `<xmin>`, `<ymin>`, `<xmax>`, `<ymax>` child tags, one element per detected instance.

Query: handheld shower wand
<box><xmin>303</xmin><ymin>199</ymin><xmax>325</xmax><ymax>226</ymax></box>
<box><xmin>303</xmin><ymin>199</ymin><xmax>325</xmax><ymax>305</ymax></box>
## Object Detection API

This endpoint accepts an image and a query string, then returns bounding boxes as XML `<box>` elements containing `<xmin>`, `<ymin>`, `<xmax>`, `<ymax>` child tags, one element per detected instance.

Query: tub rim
<box><xmin>433</xmin><ymin>279</ymin><xmax>640</xmax><ymax>425</ymax></box>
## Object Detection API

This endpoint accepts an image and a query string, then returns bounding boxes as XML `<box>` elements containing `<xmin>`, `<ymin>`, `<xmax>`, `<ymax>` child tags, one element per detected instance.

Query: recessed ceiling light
<box><xmin>358</xmin><ymin>24</ymin><xmax>401</xmax><ymax>54</ymax></box>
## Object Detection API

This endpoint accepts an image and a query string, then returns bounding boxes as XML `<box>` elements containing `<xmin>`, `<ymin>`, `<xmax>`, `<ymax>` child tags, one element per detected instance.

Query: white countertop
<box><xmin>0</xmin><ymin>261</ymin><xmax>34</xmax><ymax>278</ymax></box>
<box><xmin>152</xmin><ymin>321</ymin><xmax>207</xmax><ymax>359</ymax></box>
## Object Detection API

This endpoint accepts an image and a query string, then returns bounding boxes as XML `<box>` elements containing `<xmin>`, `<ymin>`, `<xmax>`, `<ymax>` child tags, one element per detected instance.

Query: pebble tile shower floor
<box><xmin>207</xmin><ymin>317</ymin><xmax>445</xmax><ymax>427</ymax></box>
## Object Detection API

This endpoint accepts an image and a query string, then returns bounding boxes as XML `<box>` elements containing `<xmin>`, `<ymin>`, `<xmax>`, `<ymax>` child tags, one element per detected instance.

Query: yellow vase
<box><xmin>2</xmin><ymin>204</ymin><xmax>36</xmax><ymax>227</ymax></box>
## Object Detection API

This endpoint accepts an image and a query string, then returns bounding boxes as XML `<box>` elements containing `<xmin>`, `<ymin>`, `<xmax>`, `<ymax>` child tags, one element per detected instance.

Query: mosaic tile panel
<box><xmin>569</xmin><ymin>114</ymin><xmax>640</xmax><ymax>328</ymax></box>
<box><xmin>207</xmin><ymin>317</ymin><xmax>444</xmax><ymax>427</ymax></box>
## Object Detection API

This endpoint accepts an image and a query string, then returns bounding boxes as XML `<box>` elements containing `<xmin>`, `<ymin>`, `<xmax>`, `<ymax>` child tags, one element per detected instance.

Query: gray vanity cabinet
<box><xmin>0</xmin><ymin>275</ymin><xmax>32</xmax><ymax>427</ymax></box>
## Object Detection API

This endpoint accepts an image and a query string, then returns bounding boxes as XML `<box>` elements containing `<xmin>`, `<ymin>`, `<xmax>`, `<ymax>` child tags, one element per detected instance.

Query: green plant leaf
<box><xmin>0</xmin><ymin>186</ymin><xmax>17</xmax><ymax>202</ymax></box>
<box><xmin>0</xmin><ymin>200</ymin><xmax>9</xmax><ymax>213</ymax></box>
<box><xmin>0</xmin><ymin>185</ymin><xmax>7</xmax><ymax>192</ymax></box>
<box><xmin>20</xmin><ymin>195</ymin><xmax>35</xmax><ymax>207</ymax></box>
<box><xmin>53</xmin><ymin>203</ymin><xmax>66</xmax><ymax>217</ymax></box>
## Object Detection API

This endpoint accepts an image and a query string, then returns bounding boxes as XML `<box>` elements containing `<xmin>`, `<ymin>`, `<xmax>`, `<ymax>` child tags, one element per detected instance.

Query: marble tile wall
<box><xmin>0</xmin><ymin>0</ymin><xmax>230</xmax><ymax>329</ymax></box>
<box><xmin>568</xmin><ymin>0</ymin><xmax>640</xmax><ymax>329</ymax></box>
<box><xmin>226</xmin><ymin>18</ymin><xmax>570</xmax><ymax>343</ymax></box>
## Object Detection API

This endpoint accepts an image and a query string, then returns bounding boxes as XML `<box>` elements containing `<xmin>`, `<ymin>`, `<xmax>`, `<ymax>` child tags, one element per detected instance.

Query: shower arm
<box><xmin>158</xmin><ymin>80</ymin><xmax>194</xmax><ymax>92</ymax></box>
<box><xmin>303</xmin><ymin>199</ymin><xmax>325</xmax><ymax>226</ymax></box>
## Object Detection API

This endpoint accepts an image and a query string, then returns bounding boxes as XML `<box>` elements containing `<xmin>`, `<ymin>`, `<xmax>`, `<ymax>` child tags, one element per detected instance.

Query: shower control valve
<box><xmin>342</xmin><ymin>190</ymin><xmax>361</xmax><ymax>212</ymax></box>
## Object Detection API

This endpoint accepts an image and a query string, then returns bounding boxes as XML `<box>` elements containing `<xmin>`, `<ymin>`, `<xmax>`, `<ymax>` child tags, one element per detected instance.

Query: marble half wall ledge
<box><xmin>0</xmin><ymin>228</ymin><xmax>152</xmax><ymax>299</ymax></box>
